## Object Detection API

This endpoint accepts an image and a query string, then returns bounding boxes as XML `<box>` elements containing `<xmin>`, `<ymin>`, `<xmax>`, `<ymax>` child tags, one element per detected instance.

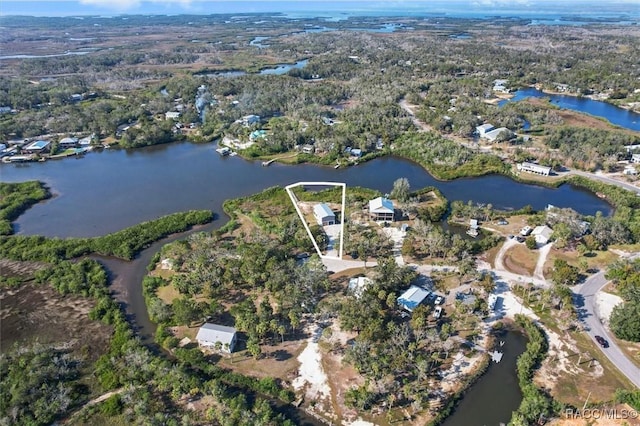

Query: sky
<box><xmin>0</xmin><ymin>0</ymin><xmax>638</xmax><ymax>17</ymax></box>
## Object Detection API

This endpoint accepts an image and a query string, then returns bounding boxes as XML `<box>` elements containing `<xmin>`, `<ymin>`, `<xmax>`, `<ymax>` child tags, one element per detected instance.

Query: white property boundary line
<box><xmin>285</xmin><ymin>182</ymin><xmax>346</xmax><ymax>260</ymax></box>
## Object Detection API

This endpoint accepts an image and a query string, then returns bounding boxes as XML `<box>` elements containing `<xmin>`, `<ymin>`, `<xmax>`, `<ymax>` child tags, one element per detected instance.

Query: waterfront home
<box><xmin>517</xmin><ymin>162</ymin><xmax>551</xmax><ymax>176</ymax></box>
<box><xmin>350</xmin><ymin>148</ymin><xmax>363</xmax><ymax>158</ymax></box>
<box><xmin>314</xmin><ymin>203</ymin><xmax>335</xmax><ymax>226</ymax></box>
<box><xmin>196</xmin><ymin>323</ymin><xmax>237</xmax><ymax>353</ymax></box>
<box><xmin>532</xmin><ymin>225</ymin><xmax>553</xmax><ymax>245</ymax></box>
<box><xmin>301</xmin><ymin>144</ymin><xmax>315</xmax><ymax>154</ymax></box>
<box><xmin>397</xmin><ymin>286</ymin><xmax>430</xmax><ymax>312</ymax></box>
<box><xmin>59</xmin><ymin>137</ymin><xmax>79</xmax><ymax>148</ymax></box>
<box><xmin>369</xmin><ymin>197</ymin><xmax>394</xmax><ymax>222</ymax></box>
<box><xmin>493</xmin><ymin>79</ymin><xmax>509</xmax><ymax>93</ymax></box>
<box><xmin>78</xmin><ymin>135</ymin><xmax>93</xmax><ymax>146</ymax></box>
<box><xmin>23</xmin><ymin>140</ymin><xmax>50</xmax><ymax>153</ymax></box>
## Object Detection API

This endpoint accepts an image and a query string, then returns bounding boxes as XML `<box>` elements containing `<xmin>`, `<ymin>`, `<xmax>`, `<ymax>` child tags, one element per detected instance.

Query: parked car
<box><xmin>594</xmin><ymin>335</ymin><xmax>609</xmax><ymax>348</ymax></box>
<box><xmin>433</xmin><ymin>306</ymin><xmax>443</xmax><ymax>319</ymax></box>
<box><xmin>434</xmin><ymin>296</ymin><xmax>444</xmax><ymax>305</ymax></box>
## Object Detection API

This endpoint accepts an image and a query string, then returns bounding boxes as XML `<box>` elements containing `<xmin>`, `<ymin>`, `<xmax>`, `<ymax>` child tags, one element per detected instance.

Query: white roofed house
<box><xmin>369</xmin><ymin>197</ymin><xmax>394</xmax><ymax>222</ymax></box>
<box><xmin>482</xmin><ymin>127</ymin><xmax>513</xmax><ymax>142</ymax></box>
<box><xmin>165</xmin><ymin>111</ymin><xmax>181</xmax><ymax>120</ymax></box>
<box><xmin>532</xmin><ymin>225</ymin><xmax>553</xmax><ymax>245</ymax></box>
<box><xmin>397</xmin><ymin>286</ymin><xmax>430</xmax><ymax>312</ymax></box>
<box><xmin>196</xmin><ymin>323</ymin><xmax>237</xmax><ymax>353</ymax></box>
<box><xmin>517</xmin><ymin>162</ymin><xmax>551</xmax><ymax>176</ymax></box>
<box><xmin>313</xmin><ymin>203</ymin><xmax>335</xmax><ymax>226</ymax></box>
<box><xmin>58</xmin><ymin>137</ymin><xmax>79</xmax><ymax>147</ymax></box>
<box><xmin>476</xmin><ymin>123</ymin><xmax>495</xmax><ymax>137</ymax></box>
<box><xmin>631</xmin><ymin>153</ymin><xmax>640</xmax><ymax>164</ymax></box>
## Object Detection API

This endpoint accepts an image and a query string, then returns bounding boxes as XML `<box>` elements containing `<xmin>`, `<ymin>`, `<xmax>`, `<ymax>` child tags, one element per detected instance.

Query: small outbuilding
<box><xmin>369</xmin><ymin>197</ymin><xmax>394</xmax><ymax>222</ymax></box>
<box><xmin>397</xmin><ymin>286</ymin><xmax>430</xmax><ymax>312</ymax></box>
<box><xmin>196</xmin><ymin>323</ymin><xmax>237</xmax><ymax>353</ymax></box>
<box><xmin>348</xmin><ymin>276</ymin><xmax>372</xmax><ymax>299</ymax></box>
<box><xmin>313</xmin><ymin>203</ymin><xmax>335</xmax><ymax>226</ymax></box>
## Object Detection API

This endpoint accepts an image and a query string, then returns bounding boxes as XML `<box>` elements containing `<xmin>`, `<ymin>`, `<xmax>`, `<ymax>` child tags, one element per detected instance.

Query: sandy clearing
<box><xmin>292</xmin><ymin>336</ymin><xmax>331</xmax><ymax>401</ymax></box>
<box><xmin>594</xmin><ymin>291</ymin><xmax>623</xmax><ymax>326</ymax></box>
<box><xmin>346</xmin><ymin>420</ymin><xmax>376</xmax><ymax>426</ymax></box>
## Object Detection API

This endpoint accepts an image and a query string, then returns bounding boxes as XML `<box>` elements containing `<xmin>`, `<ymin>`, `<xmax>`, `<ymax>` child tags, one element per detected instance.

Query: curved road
<box><xmin>575</xmin><ymin>271</ymin><xmax>640</xmax><ymax>389</ymax></box>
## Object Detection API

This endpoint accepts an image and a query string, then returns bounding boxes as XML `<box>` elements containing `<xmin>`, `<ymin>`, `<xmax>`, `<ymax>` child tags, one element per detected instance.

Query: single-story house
<box><xmin>23</xmin><ymin>140</ymin><xmax>50</xmax><ymax>153</ymax></box>
<box><xmin>369</xmin><ymin>197</ymin><xmax>394</xmax><ymax>222</ymax></box>
<box><xmin>476</xmin><ymin>123</ymin><xmax>495</xmax><ymax>137</ymax></box>
<box><xmin>79</xmin><ymin>135</ymin><xmax>93</xmax><ymax>146</ymax></box>
<box><xmin>301</xmin><ymin>144</ymin><xmax>315</xmax><ymax>154</ymax></box>
<box><xmin>59</xmin><ymin>137</ymin><xmax>79</xmax><ymax>147</ymax></box>
<box><xmin>532</xmin><ymin>225</ymin><xmax>553</xmax><ymax>245</ymax></box>
<box><xmin>196</xmin><ymin>323</ymin><xmax>237</xmax><ymax>353</ymax></box>
<box><xmin>482</xmin><ymin>127</ymin><xmax>512</xmax><ymax>142</ymax></box>
<box><xmin>350</xmin><ymin>148</ymin><xmax>363</xmax><ymax>158</ymax></box>
<box><xmin>517</xmin><ymin>162</ymin><xmax>551</xmax><ymax>176</ymax></box>
<box><xmin>314</xmin><ymin>203</ymin><xmax>335</xmax><ymax>226</ymax></box>
<box><xmin>165</xmin><ymin>111</ymin><xmax>181</xmax><ymax>120</ymax></box>
<box><xmin>242</xmin><ymin>114</ymin><xmax>260</xmax><ymax>126</ymax></box>
<box><xmin>631</xmin><ymin>153</ymin><xmax>640</xmax><ymax>164</ymax></box>
<box><xmin>623</xmin><ymin>166</ymin><xmax>637</xmax><ymax>175</ymax></box>
<box><xmin>397</xmin><ymin>286</ymin><xmax>430</xmax><ymax>312</ymax></box>
<box><xmin>250</xmin><ymin>130</ymin><xmax>267</xmax><ymax>141</ymax></box>
<box><xmin>348</xmin><ymin>276</ymin><xmax>372</xmax><ymax>299</ymax></box>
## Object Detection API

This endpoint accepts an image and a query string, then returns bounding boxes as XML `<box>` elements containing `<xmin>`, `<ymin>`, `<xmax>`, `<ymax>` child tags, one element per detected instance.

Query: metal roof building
<box><xmin>196</xmin><ymin>323</ymin><xmax>237</xmax><ymax>353</ymax></box>
<box><xmin>397</xmin><ymin>286</ymin><xmax>430</xmax><ymax>312</ymax></box>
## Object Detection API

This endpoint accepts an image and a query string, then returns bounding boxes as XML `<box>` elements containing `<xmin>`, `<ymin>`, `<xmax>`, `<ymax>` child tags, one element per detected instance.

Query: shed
<box><xmin>369</xmin><ymin>197</ymin><xmax>394</xmax><ymax>222</ymax></box>
<box><xmin>196</xmin><ymin>323</ymin><xmax>237</xmax><ymax>353</ymax></box>
<box><xmin>313</xmin><ymin>203</ymin><xmax>335</xmax><ymax>226</ymax></box>
<box><xmin>397</xmin><ymin>286</ymin><xmax>430</xmax><ymax>312</ymax></box>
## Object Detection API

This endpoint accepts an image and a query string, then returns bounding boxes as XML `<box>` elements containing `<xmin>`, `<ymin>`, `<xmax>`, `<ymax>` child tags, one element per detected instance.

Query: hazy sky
<box><xmin>1</xmin><ymin>0</ymin><xmax>638</xmax><ymax>16</ymax></box>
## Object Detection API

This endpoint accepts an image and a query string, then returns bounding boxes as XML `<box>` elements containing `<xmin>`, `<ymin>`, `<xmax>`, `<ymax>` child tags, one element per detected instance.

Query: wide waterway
<box><xmin>500</xmin><ymin>87</ymin><xmax>640</xmax><ymax>131</ymax></box>
<box><xmin>1</xmin><ymin>142</ymin><xmax>611</xmax><ymax>237</ymax></box>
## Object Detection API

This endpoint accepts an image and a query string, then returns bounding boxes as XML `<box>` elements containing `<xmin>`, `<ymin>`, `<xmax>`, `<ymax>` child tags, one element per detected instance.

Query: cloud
<box><xmin>79</xmin><ymin>0</ymin><xmax>193</xmax><ymax>11</ymax></box>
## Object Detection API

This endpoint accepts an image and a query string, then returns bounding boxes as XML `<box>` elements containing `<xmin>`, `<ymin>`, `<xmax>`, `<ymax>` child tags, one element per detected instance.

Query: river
<box><xmin>500</xmin><ymin>87</ymin><xmax>640</xmax><ymax>131</ymax></box>
<box><xmin>1</xmin><ymin>142</ymin><xmax>611</xmax><ymax>238</ymax></box>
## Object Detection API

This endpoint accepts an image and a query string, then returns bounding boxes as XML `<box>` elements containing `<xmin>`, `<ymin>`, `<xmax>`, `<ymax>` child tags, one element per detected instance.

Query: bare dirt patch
<box><xmin>503</xmin><ymin>244</ymin><xmax>537</xmax><ymax>276</ymax></box>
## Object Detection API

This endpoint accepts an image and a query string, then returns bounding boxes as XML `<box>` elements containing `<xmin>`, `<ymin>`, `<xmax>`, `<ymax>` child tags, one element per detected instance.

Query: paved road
<box><xmin>575</xmin><ymin>271</ymin><xmax>640</xmax><ymax>389</ymax></box>
<box><xmin>570</xmin><ymin>169</ymin><xmax>640</xmax><ymax>195</ymax></box>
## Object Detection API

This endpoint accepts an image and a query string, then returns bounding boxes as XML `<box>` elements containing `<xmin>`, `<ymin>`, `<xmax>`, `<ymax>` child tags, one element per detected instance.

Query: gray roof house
<box><xmin>397</xmin><ymin>286</ymin><xmax>430</xmax><ymax>312</ymax></box>
<box><xmin>196</xmin><ymin>323</ymin><xmax>237</xmax><ymax>353</ymax></box>
<box><xmin>313</xmin><ymin>203</ymin><xmax>335</xmax><ymax>226</ymax></box>
<box><xmin>532</xmin><ymin>225</ymin><xmax>553</xmax><ymax>245</ymax></box>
